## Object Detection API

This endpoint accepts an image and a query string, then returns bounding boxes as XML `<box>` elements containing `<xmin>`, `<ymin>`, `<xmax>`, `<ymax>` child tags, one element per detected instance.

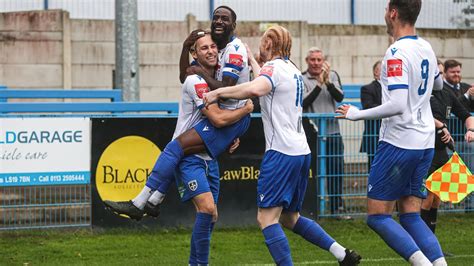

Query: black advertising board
<box><xmin>91</xmin><ymin>118</ymin><xmax>317</xmax><ymax>228</ymax></box>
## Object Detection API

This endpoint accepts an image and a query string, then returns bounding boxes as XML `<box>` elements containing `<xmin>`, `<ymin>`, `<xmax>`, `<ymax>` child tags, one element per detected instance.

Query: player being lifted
<box><xmin>104</xmin><ymin>6</ymin><xmax>251</xmax><ymax>220</ymax></box>
<box><xmin>204</xmin><ymin>25</ymin><xmax>361</xmax><ymax>266</ymax></box>
<box><xmin>336</xmin><ymin>1</ymin><xmax>447</xmax><ymax>265</ymax></box>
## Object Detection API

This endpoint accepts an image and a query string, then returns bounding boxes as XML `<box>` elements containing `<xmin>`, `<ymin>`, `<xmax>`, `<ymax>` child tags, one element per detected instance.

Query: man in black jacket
<box><xmin>443</xmin><ymin>59</ymin><xmax>474</xmax><ymax>211</ymax></box>
<box><xmin>443</xmin><ymin>59</ymin><xmax>474</xmax><ymax>111</ymax></box>
<box><xmin>360</xmin><ymin>60</ymin><xmax>382</xmax><ymax>169</ymax></box>
<box><xmin>421</xmin><ymin>61</ymin><xmax>474</xmax><ymax>235</ymax></box>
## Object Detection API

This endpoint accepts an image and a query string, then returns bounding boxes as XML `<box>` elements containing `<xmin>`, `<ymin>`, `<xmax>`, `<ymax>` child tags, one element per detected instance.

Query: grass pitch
<box><xmin>1</xmin><ymin>213</ymin><xmax>473</xmax><ymax>265</ymax></box>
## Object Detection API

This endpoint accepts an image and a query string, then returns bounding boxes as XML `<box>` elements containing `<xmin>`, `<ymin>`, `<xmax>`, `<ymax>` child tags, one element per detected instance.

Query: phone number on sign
<box><xmin>0</xmin><ymin>174</ymin><xmax>86</xmax><ymax>184</ymax></box>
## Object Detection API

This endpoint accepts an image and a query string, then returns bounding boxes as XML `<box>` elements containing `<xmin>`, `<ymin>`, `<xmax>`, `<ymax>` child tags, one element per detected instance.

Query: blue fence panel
<box><xmin>309</xmin><ymin>113</ymin><xmax>474</xmax><ymax>218</ymax></box>
<box><xmin>1</xmin><ymin>109</ymin><xmax>473</xmax><ymax>229</ymax></box>
<box><xmin>0</xmin><ymin>89</ymin><xmax>123</xmax><ymax>102</ymax></box>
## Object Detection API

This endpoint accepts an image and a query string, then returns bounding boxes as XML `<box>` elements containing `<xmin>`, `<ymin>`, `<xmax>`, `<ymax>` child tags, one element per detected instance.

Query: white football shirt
<box><xmin>259</xmin><ymin>59</ymin><xmax>311</xmax><ymax>156</ymax></box>
<box><xmin>379</xmin><ymin>35</ymin><xmax>439</xmax><ymax>149</ymax></box>
<box><xmin>173</xmin><ymin>74</ymin><xmax>211</xmax><ymax>159</ymax></box>
<box><xmin>216</xmin><ymin>36</ymin><xmax>250</xmax><ymax>110</ymax></box>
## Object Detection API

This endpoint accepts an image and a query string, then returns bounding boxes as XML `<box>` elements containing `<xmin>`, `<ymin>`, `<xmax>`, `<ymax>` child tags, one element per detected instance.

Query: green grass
<box><xmin>1</xmin><ymin>214</ymin><xmax>473</xmax><ymax>265</ymax></box>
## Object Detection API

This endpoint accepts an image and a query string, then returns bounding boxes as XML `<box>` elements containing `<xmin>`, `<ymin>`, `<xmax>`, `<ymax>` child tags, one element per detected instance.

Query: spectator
<box><xmin>443</xmin><ymin>59</ymin><xmax>474</xmax><ymax>111</ymax></box>
<box><xmin>421</xmin><ymin>60</ymin><xmax>474</xmax><ymax>239</ymax></box>
<box><xmin>302</xmin><ymin>47</ymin><xmax>350</xmax><ymax>219</ymax></box>
<box><xmin>360</xmin><ymin>60</ymin><xmax>382</xmax><ymax>169</ymax></box>
<box><xmin>443</xmin><ymin>59</ymin><xmax>474</xmax><ymax>211</ymax></box>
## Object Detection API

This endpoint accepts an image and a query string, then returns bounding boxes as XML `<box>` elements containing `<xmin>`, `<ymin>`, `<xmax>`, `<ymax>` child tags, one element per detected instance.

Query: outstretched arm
<box><xmin>336</xmin><ymin>89</ymin><xmax>407</xmax><ymax>120</ymax></box>
<box><xmin>192</xmin><ymin>67</ymin><xmax>238</xmax><ymax>91</ymax></box>
<box><xmin>204</xmin><ymin>76</ymin><xmax>272</xmax><ymax>105</ymax></box>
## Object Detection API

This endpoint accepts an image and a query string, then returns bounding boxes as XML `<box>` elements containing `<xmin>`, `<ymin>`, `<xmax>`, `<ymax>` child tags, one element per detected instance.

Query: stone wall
<box><xmin>0</xmin><ymin>10</ymin><xmax>472</xmax><ymax>102</ymax></box>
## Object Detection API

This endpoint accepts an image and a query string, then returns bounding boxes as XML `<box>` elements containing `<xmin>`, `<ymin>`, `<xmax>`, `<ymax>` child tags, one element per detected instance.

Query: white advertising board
<box><xmin>0</xmin><ymin>118</ymin><xmax>91</xmax><ymax>186</ymax></box>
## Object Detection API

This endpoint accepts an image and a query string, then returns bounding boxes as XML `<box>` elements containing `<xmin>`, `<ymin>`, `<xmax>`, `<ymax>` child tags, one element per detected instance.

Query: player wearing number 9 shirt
<box><xmin>336</xmin><ymin>1</ymin><xmax>447</xmax><ymax>265</ymax></box>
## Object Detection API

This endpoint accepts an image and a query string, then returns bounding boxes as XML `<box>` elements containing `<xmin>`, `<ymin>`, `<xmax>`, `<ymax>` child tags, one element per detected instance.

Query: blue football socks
<box><xmin>189</xmin><ymin>233</ymin><xmax>197</xmax><ymax>265</ymax></box>
<box><xmin>262</xmin><ymin>223</ymin><xmax>293</xmax><ymax>265</ymax></box>
<box><xmin>191</xmin><ymin>212</ymin><xmax>213</xmax><ymax>265</ymax></box>
<box><xmin>367</xmin><ymin>214</ymin><xmax>420</xmax><ymax>261</ymax></box>
<box><xmin>292</xmin><ymin>216</ymin><xmax>335</xmax><ymax>251</ymax></box>
<box><xmin>145</xmin><ymin>139</ymin><xmax>184</xmax><ymax>193</ymax></box>
<box><xmin>400</xmin><ymin>212</ymin><xmax>444</xmax><ymax>262</ymax></box>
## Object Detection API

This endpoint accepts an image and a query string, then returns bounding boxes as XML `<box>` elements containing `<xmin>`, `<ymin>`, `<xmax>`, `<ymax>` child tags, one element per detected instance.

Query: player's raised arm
<box><xmin>204</xmin><ymin>76</ymin><xmax>271</xmax><ymax>106</ymax></box>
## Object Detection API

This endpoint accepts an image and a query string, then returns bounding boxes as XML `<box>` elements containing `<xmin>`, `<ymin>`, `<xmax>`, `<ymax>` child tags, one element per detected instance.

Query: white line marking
<box><xmin>243</xmin><ymin>254</ymin><xmax>474</xmax><ymax>265</ymax></box>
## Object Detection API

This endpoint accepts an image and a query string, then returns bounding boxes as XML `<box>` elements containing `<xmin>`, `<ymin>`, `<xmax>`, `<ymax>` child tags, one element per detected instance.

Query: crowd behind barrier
<box><xmin>0</xmin><ymin>85</ymin><xmax>472</xmax><ymax>230</ymax></box>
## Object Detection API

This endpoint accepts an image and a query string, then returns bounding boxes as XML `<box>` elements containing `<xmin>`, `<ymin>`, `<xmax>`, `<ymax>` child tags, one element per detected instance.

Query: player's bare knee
<box><xmin>279</xmin><ymin>212</ymin><xmax>299</xmax><ymax>230</ymax></box>
<box><xmin>257</xmin><ymin>212</ymin><xmax>274</xmax><ymax>229</ymax></box>
<box><xmin>399</xmin><ymin>196</ymin><xmax>422</xmax><ymax>214</ymax></box>
<box><xmin>198</xmin><ymin>202</ymin><xmax>215</xmax><ymax>214</ymax></box>
<box><xmin>193</xmin><ymin>193</ymin><xmax>216</xmax><ymax>214</ymax></box>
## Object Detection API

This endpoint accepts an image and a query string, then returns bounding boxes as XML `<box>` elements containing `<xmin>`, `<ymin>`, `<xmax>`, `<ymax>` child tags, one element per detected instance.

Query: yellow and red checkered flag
<box><xmin>425</xmin><ymin>152</ymin><xmax>474</xmax><ymax>203</ymax></box>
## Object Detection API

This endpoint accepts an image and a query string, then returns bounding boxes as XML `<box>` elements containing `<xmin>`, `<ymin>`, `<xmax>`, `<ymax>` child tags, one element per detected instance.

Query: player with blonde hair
<box><xmin>204</xmin><ymin>25</ymin><xmax>361</xmax><ymax>266</ymax></box>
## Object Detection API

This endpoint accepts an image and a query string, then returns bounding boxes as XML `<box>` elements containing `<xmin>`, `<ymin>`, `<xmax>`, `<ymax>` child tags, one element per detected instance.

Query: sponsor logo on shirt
<box><xmin>229</xmin><ymin>54</ymin><xmax>243</xmax><ymax>67</ymax></box>
<box><xmin>194</xmin><ymin>83</ymin><xmax>209</xmax><ymax>99</ymax></box>
<box><xmin>260</xmin><ymin>65</ymin><xmax>274</xmax><ymax>77</ymax></box>
<box><xmin>387</xmin><ymin>59</ymin><xmax>403</xmax><ymax>77</ymax></box>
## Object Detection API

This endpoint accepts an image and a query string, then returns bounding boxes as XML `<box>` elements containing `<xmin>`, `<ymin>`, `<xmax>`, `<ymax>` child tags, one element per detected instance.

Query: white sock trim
<box><xmin>408</xmin><ymin>251</ymin><xmax>431</xmax><ymax>266</ymax></box>
<box><xmin>432</xmin><ymin>257</ymin><xmax>447</xmax><ymax>266</ymax></box>
<box><xmin>329</xmin><ymin>242</ymin><xmax>346</xmax><ymax>261</ymax></box>
<box><xmin>131</xmin><ymin>186</ymin><xmax>153</xmax><ymax>209</ymax></box>
<box><xmin>148</xmin><ymin>190</ymin><xmax>165</xmax><ymax>205</ymax></box>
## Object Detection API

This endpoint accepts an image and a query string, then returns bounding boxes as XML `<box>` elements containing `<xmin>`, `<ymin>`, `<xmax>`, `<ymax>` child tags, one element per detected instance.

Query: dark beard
<box><xmin>211</xmin><ymin>29</ymin><xmax>232</xmax><ymax>48</ymax></box>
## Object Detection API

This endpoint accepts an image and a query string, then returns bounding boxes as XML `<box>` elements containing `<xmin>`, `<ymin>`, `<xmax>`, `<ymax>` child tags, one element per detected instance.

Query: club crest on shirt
<box><xmin>387</xmin><ymin>59</ymin><xmax>403</xmax><ymax>77</ymax></box>
<box><xmin>194</xmin><ymin>83</ymin><xmax>209</xmax><ymax>99</ymax></box>
<box><xmin>260</xmin><ymin>65</ymin><xmax>274</xmax><ymax>77</ymax></box>
<box><xmin>188</xmin><ymin>180</ymin><xmax>198</xmax><ymax>191</ymax></box>
<box><xmin>229</xmin><ymin>54</ymin><xmax>243</xmax><ymax>67</ymax></box>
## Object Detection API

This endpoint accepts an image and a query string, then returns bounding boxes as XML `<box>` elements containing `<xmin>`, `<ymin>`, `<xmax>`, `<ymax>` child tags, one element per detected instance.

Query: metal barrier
<box><xmin>0</xmin><ymin>185</ymin><xmax>91</xmax><ymax>230</ymax></box>
<box><xmin>0</xmin><ymin>85</ymin><xmax>474</xmax><ymax>227</ymax></box>
<box><xmin>313</xmin><ymin>113</ymin><xmax>474</xmax><ymax>218</ymax></box>
<box><xmin>0</xmin><ymin>89</ymin><xmax>123</xmax><ymax>102</ymax></box>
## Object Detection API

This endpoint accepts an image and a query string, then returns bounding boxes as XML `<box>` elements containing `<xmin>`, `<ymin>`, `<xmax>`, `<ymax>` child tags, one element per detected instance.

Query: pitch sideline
<box><xmin>244</xmin><ymin>254</ymin><xmax>474</xmax><ymax>265</ymax></box>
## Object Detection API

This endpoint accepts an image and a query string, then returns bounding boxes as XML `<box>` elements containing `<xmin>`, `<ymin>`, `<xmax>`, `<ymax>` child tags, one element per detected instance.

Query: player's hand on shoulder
<box><xmin>203</xmin><ymin>90</ymin><xmax>219</xmax><ymax>108</ymax></box>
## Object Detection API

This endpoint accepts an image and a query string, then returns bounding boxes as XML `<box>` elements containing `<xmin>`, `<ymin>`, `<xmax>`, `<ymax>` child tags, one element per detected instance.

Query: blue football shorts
<box><xmin>194</xmin><ymin>114</ymin><xmax>251</xmax><ymax>159</ymax></box>
<box><xmin>257</xmin><ymin>150</ymin><xmax>311</xmax><ymax>212</ymax></box>
<box><xmin>368</xmin><ymin>141</ymin><xmax>434</xmax><ymax>201</ymax></box>
<box><xmin>175</xmin><ymin>155</ymin><xmax>220</xmax><ymax>203</ymax></box>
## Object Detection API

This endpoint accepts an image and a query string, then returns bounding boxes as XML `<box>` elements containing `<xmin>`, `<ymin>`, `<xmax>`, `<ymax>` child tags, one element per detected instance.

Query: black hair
<box><xmin>213</xmin><ymin>5</ymin><xmax>237</xmax><ymax>22</ymax></box>
<box><xmin>389</xmin><ymin>0</ymin><xmax>422</xmax><ymax>25</ymax></box>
